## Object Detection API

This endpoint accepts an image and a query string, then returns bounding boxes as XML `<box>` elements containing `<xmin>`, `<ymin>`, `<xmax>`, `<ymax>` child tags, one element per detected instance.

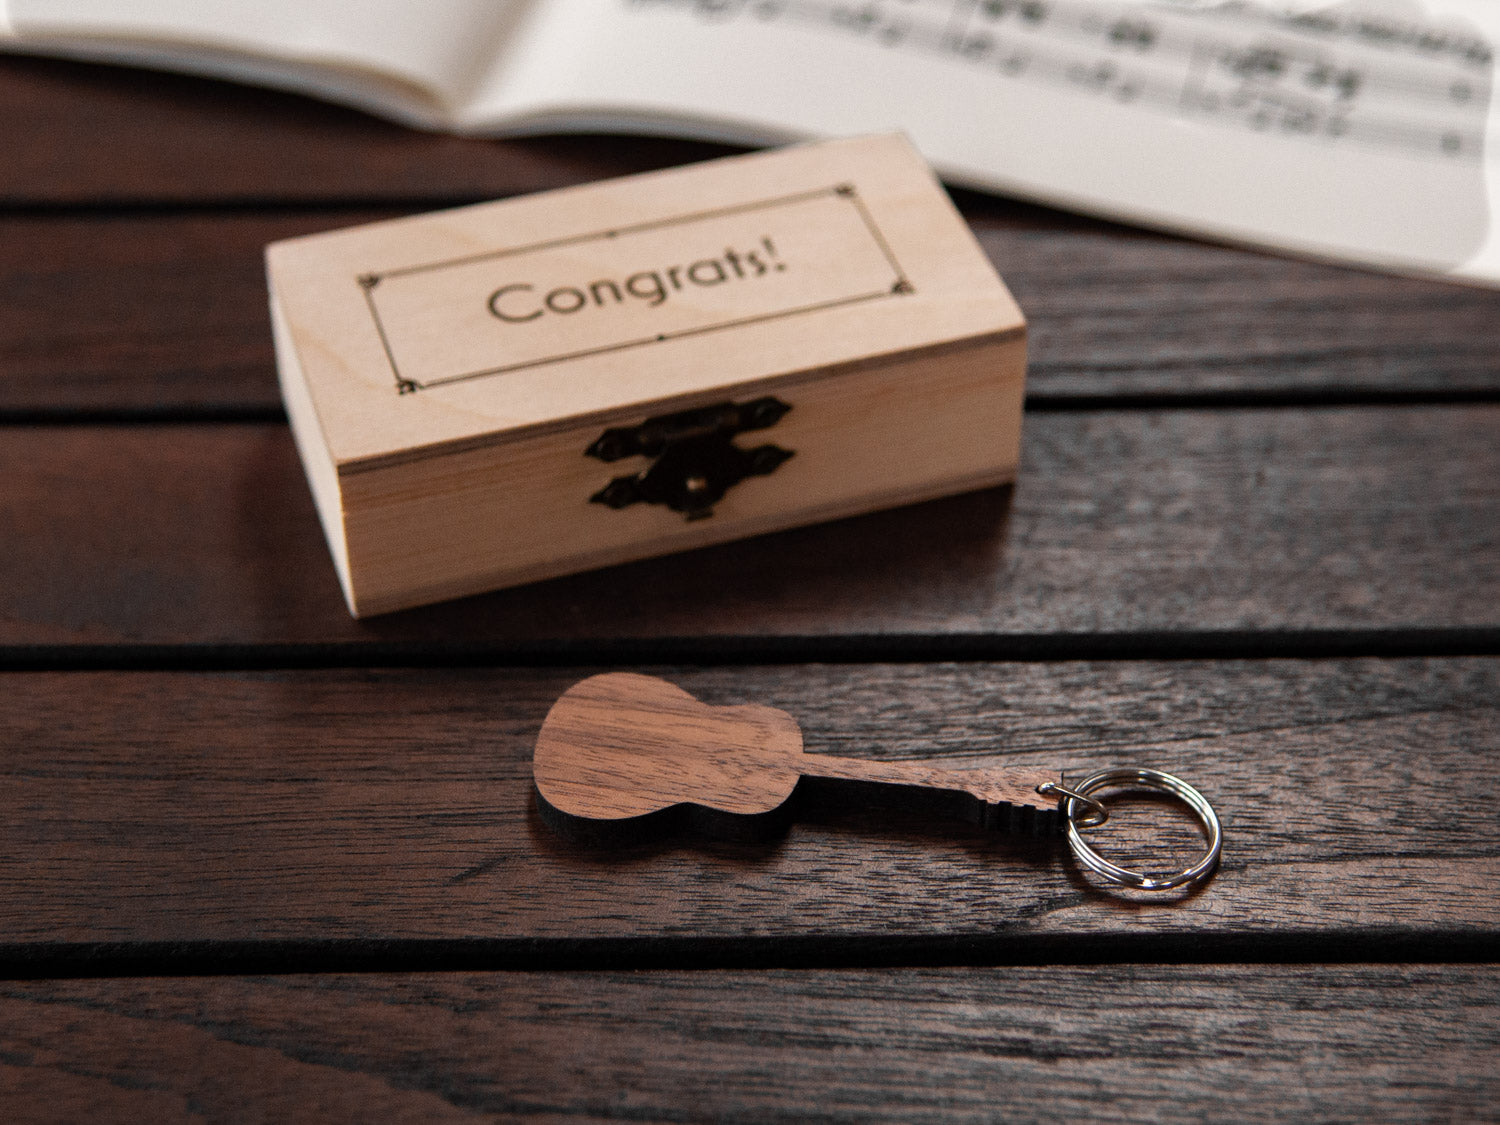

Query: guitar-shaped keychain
<box><xmin>534</xmin><ymin>673</ymin><xmax>1221</xmax><ymax>893</ymax></box>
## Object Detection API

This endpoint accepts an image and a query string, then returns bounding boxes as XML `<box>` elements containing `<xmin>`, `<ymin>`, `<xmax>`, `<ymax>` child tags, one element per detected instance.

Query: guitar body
<box><xmin>534</xmin><ymin>673</ymin><xmax>805</xmax><ymax>842</ymax></box>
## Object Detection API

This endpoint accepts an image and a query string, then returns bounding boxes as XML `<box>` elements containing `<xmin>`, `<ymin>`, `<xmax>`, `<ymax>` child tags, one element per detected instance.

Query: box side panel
<box><xmin>270</xmin><ymin>287</ymin><xmax>356</xmax><ymax>614</ymax></box>
<box><xmin>338</xmin><ymin>334</ymin><xmax>1024</xmax><ymax>617</ymax></box>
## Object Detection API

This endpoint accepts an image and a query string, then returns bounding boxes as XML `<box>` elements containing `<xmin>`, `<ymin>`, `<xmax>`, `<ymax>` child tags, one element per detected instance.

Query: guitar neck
<box><xmin>795</xmin><ymin>753</ymin><xmax>1060</xmax><ymax>814</ymax></box>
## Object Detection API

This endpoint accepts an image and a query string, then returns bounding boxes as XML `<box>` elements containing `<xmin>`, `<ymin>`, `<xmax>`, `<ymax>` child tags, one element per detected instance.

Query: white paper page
<box><xmin>1424</xmin><ymin>0</ymin><xmax>1500</xmax><ymax>282</ymax></box>
<box><xmin>2</xmin><ymin>0</ymin><xmax>526</xmax><ymax>122</ymax></box>
<box><xmin>476</xmin><ymin>0</ymin><xmax>1499</xmax><ymax>285</ymax></box>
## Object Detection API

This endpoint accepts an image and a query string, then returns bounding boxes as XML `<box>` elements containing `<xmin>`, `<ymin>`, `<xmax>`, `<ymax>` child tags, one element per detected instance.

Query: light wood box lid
<box><xmin>265</xmin><ymin>133</ymin><xmax>1023</xmax><ymax>471</ymax></box>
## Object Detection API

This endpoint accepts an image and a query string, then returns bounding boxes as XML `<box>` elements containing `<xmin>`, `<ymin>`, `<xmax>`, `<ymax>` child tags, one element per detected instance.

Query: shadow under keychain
<box><xmin>532</xmin><ymin>673</ymin><xmax>1222</xmax><ymax>894</ymax></box>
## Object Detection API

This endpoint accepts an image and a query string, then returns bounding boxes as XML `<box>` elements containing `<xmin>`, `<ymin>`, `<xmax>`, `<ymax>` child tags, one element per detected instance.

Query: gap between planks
<box><xmin>1</xmin><ymin>929</ymin><xmax>1497</xmax><ymax>982</ymax></box>
<box><xmin>6</xmin><ymin>388</ymin><xmax>1500</xmax><ymax>426</ymax></box>
<box><xmin>2</xmin><ymin>627</ymin><xmax>1498</xmax><ymax>672</ymax></box>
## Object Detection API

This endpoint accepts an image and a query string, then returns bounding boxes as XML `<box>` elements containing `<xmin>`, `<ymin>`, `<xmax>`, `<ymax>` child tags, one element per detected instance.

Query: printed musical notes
<box><xmin>1180</xmin><ymin>6</ymin><xmax>1490</xmax><ymax>160</ymax></box>
<box><xmin>632</xmin><ymin>0</ymin><xmax>1494</xmax><ymax>163</ymax></box>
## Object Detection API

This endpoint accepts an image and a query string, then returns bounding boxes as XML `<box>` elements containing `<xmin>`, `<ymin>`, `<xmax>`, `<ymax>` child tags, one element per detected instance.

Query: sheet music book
<box><xmin>4</xmin><ymin>0</ymin><xmax>1496</xmax><ymax>285</ymax></box>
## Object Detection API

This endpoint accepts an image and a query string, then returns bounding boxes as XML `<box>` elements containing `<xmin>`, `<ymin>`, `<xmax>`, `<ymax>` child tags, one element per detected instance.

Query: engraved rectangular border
<box><xmin>356</xmin><ymin>184</ymin><xmax>913</xmax><ymax>394</ymax></box>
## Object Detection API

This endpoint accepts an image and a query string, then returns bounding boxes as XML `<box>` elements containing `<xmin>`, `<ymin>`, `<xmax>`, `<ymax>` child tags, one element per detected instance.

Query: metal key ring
<box><xmin>1061</xmin><ymin>768</ymin><xmax>1222</xmax><ymax>892</ymax></box>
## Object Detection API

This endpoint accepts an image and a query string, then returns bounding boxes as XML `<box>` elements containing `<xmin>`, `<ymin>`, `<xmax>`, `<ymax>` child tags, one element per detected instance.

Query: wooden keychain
<box><xmin>533</xmin><ymin>673</ymin><xmax>1222</xmax><ymax>893</ymax></box>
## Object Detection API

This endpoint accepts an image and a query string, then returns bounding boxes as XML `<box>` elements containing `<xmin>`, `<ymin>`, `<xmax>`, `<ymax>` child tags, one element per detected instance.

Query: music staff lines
<box><xmin>634</xmin><ymin>0</ymin><xmax>1494</xmax><ymax>163</ymax></box>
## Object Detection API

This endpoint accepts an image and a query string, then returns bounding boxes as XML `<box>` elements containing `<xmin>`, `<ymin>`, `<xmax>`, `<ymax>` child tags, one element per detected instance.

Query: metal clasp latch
<box><xmin>586</xmin><ymin>396</ymin><xmax>794</xmax><ymax>520</ymax></box>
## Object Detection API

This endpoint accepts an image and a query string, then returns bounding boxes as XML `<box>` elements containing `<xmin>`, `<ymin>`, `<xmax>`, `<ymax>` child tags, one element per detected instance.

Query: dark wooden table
<box><xmin>1</xmin><ymin>54</ymin><xmax>1497</xmax><ymax>1122</ymax></box>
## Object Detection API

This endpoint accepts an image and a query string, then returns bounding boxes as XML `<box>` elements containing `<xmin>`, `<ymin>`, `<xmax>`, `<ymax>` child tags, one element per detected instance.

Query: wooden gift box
<box><xmin>266</xmin><ymin>134</ymin><xmax>1026</xmax><ymax>617</ymax></box>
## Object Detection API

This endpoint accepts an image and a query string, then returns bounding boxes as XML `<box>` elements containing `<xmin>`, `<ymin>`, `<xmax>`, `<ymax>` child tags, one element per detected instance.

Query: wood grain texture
<box><xmin>0</xmin><ymin>407</ymin><xmax>1494</xmax><ymax>647</ymax></box>
<box><xmin>973</xmin><ymin>214</ymin><xmax>1500</xmax><ymax>400</ymax></box>
<box><xmin>329</xmin><ymin>339</ymin><xmax>1027</xmax><ymax>616</ymax></box>
<box><xmin>535</xmin><ymin>671</ymin><xmax>809</xmax><ymax>826</ymax></box>
<box><xmin>3</xmin><ymin>210</ymin><xmax>1497</xmax><ymax>415</ymax></box>
<box><xmin>0</xmin><ymin>965</ymin><xmax>1494</xmax><ymax>1122</ymax></box>
<box><xmin>0</xmin><ymin>212</ymin><xmax>388</xmax><ymax>414</ymax></box>
<box><xmin>0</xmin><ymin>660</ymin><xmax>1492</xmax><ymax>954</ymax></box>
<box><xmin>0</xmin><ymin>55</ymin><xmax>730</xmax><ymax>207</ymax></box>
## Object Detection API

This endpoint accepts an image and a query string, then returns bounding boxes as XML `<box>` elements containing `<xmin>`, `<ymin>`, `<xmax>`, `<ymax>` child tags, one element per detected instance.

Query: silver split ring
<box><xmin>1061</xmin><ymin>768</ymin><xmax>1222</xmax><ymax>892</ymax></box>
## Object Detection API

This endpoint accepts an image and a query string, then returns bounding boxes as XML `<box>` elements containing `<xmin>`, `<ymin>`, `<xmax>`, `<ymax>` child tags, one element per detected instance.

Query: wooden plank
<box><xmin>0</xmin><ymin>212</ymin><xmax>387</xmax><ymax>414</ymax></box>
<box><xmin>0</xmin><ymin>965</ymin><xmax>1494</xmax><ymax>1122</ymax></box>
<box><xmin>0</xmin><ymin>660</ymin><xmax>1493</xmax><ymax>955</ymax></box>
<box><xmin>972</xmin><ymin>216</ymin><xmax>1500</xmax><ymax>400</ymax></box>
<box><xmin>0</xmin><ymin>55</ymin><xmax>727</xmax><ymax>207</ymax></box>
<box><xmin>3</xmin><ymin>210</ymin><xmax>1497</xmax><ymax>414</ymax></box>
<box><xmin>0</xmin><ymin>407</ymin><xmax>1494</xmax><ymax>647</ymax></box>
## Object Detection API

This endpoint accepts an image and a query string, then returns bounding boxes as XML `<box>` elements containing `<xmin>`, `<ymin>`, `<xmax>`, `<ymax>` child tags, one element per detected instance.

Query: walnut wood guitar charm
<box><xmin>533</xmin><ymin>674</ymin><xmax>1225</xmax><ymax>893</ymax></box>
<box><xmin>533</xmin><ymin>672</ymin><xmax>1063</xmax><ymax>843</ymax></box>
